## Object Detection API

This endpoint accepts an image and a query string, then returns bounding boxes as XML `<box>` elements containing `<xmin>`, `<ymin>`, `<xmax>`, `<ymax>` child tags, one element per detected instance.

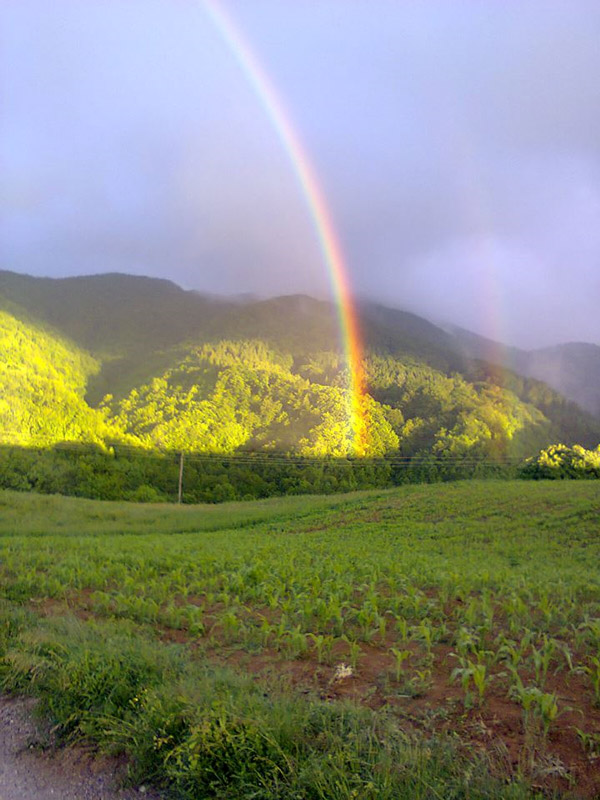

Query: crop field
<box><xmin>0</xmin><ymin>481</ymin><xmax>599</xmax><ymax>798</ymax></box>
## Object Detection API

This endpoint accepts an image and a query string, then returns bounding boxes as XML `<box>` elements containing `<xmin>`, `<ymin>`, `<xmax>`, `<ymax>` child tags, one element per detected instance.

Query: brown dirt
<box><xmin>199</xmin><ymin>633</ymin><xmax>600</xmax><ymax>797</ymax></box>
<box><xmin>31</xmin><ymin>592</ymin><xmax>600</xmax><ymax>798</ymax></box>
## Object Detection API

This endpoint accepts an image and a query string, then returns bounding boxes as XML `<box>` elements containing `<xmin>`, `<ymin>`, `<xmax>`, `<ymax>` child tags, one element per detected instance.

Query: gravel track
<box><xmin>0</xmin><ymin>697</ymin><xmax>162</xmax><ymax>800</ymax></box>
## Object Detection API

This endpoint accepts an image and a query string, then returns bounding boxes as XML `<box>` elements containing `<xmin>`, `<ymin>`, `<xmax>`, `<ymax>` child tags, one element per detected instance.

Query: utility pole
<box><xmin>178</xmin><ymin>451</ymin><xmax>184</xmax><ymax>504</ymax></box>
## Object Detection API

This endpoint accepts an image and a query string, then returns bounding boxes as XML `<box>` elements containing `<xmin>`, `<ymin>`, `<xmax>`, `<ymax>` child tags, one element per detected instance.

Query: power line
<box><xmin>0</xmin><ymin>439</ymin><xmax>526</xmax><ymax>467</ymax></box>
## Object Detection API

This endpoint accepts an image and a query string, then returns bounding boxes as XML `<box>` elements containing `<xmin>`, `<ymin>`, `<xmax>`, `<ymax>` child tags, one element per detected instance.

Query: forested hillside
<box><xmin>1</xmin><ymin>269</ymin><xmax>598</xmax><ymax>462</ymax></box>
<box><xmin>0</xmin><ymin>302</ymin><xmax>125</xmax><ymax>447</ymax></box>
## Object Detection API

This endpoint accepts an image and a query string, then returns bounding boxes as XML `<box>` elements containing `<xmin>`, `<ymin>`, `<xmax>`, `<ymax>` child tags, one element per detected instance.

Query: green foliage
<box><xmin>0</xmin><ymin>482</ymin><xmax>597</xmax><ymax>797</ymax></box>
<box><xmin>107</xmin><ymin>342</ymin><xmax>399</xmax><ymax>458</ymax></box>
<box><xmin>0</xmin><ymin>445</ymin><xmax>395</xmax><ymax>503</ymax></box>
<box><xmin>367</xmin><ymin>355</ymin><xmax>553</xmax><ymax>460</ymax></box>
<box><xmin>521</xmin><ymin>443</ymin><xmax>600</xmax><ymax>479</ymax></box>
<box><xmin>0</xmin><ymin>309</ymin><xmax>126</xmax><ymax>447</ymax></box>
<box><xmin>0</xmin><ymin>615</ymin><xmax>527</xmax><ymax>799</ymax></box>
<box><xmin>2</xmin><ymin>271</ymin><xmax>599</xmax><ymax>478</ymax></box>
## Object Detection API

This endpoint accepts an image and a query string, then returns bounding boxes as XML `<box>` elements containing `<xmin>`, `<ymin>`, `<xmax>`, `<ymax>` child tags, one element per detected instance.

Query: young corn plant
<box><xmin>220</xmin><ymin>609</ymin><xmax>245</xmax><ymax>643</ymax></box>
<box><xmin>355</xmin><ymin>605</ymin><xmax>380</xmax><ymax>643</ymax></box>
<box><xmin>509</xmin><ymin>684</ymin><xmax>539</xmax><ymax>736</ymax></box>
<box><xmin>341</xmin><ymin>634</ymin><xmax>362</xmax><ymax>671</ymax></box>
<box><xmin>536</xmin><ymin>690</ymin><xmax>561</xmax><ymax>738</ymax></box>
<box><xmin>510</xmin><ymin>684</ymin><xmax>563</xmax><ymax>739</ymax></box>
<box><xmin>313</xmin><ymin>598</ymin><xmax>329</xmax><ymax>626</ymax></box>
<box><xmin>582</xmin><ymin>655</ymin><xmax>600</xmax><ymax>706</ymax></box>
<box><xmin>327</xmin><ymin>599</ymin><xmax>345</xmax><ymax>636</ymax></box>
<box><xmin>188</xmin><ymin>618</ymin><xmax>206</xmax><ymax>638</ymax></box>
<box><xmin>308</xmin><ymin>633</ymin><xmax>334</xmax><ymax>665</ymax></box>
<box><xmin>479</xmin><ymin>590</ymin><xmax>495</xmax><ymax>639</ymax></box>
<box><xmin>454</xmin><ymin>626</ymin><xmax>479</xmax><ymax>657</ymax></box>
<box><xmin>530</xmin><ymin>635</ymin><xmax>557</xmax><ymax>687</ymax></box>
<box><xmin>281</xmin><ymin>626</ymin><xmax>309</xmax><ymax>659</ymax></box>
<box><xmin>575</xmin><ymin>618</ymin><xmax>600</xmax><ymax>650</ymax></box>
<box><xmin>394</xmin><ymin>615</ymin><xmax>409</xmax><ymax>642</ymax></box>
<box><xmin>496</xmin><ymin>638</ymin><xmax>522</xmax><ymax>671</ymax></box>
<box><xmin>258</xmin><ymin>617</ymin><xmax>275</xmax><ymax>648</ymax></box>
<box><xmin>576</xmin><ymin>729</ymin><xmax>600</xmax><ymax>759</ymax></box>
<box><xmin>498</xmin><ymin>629</ymin><xmax>534</xmax><ymax>672</ymax></box>
<box><xmin>408</xmin><ymin>667</ymin><xmax>432</xmax><ymax>697</ymax></box>
<box><xmin>413</xmin><ymin>620</ymin><xmax>435</xmax><ymax>654</ymax></box>
<box><xmin>537</xmin><ymin>592</ymin><xmax>556</xmax><ymax>625</ymax></box>
<box><xmin>389</xmin><ymin>647</ymin><xmax>411</xmax><ymax>682</ymax></box>
<box><xmin>450</xmin><ymin>656</ymin><xmax>494</xmax><ymax>708</ymax></box>
<box><xmin>505</xmin><ymin>593</ymin><xmax>528</xmax><ymax>633</ymax></box>
<box><xmin>560</xmin><ymin>641</ymin><xmax>575</xmax><ymax>673</ymax></box>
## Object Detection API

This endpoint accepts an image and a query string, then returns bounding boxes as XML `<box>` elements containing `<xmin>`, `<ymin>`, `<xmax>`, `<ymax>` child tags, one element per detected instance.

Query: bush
<box><xmin>521</xmin><ymin>443</ymin><xmax>600</xmax><ymax>480</ymax></box>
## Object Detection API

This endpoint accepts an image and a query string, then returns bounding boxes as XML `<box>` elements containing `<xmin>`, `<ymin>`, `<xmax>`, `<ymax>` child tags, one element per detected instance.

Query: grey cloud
<box><xmin>2</xmin><ymin>0</ymin><xmax>600</xmax><ymax>345</ymax></box>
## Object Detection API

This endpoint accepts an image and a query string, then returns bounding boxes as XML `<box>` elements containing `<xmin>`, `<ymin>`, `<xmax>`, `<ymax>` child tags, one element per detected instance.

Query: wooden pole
<box><xmin>178</xmin><ymin>451</ymin><xmax>184</xmax><ymax>504</ymax></box>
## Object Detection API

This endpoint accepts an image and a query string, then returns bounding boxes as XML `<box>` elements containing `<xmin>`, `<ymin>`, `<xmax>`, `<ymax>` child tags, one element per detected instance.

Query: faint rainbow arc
<box><xmin>201</xmin><ymin>0</ymin><xmax>367</xmax><ymax>454</ymax></box>
<box><xmin>444</xmin><ymin>111</ymin><xmax>507</xmax><ymax>357</ymax></box>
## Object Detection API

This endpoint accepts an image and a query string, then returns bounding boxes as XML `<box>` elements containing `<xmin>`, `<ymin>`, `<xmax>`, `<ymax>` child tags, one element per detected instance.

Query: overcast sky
<box><xmin>2</xmin><ymin>1</ymin><xmax>600</xmax><ymax>348</ymax></box>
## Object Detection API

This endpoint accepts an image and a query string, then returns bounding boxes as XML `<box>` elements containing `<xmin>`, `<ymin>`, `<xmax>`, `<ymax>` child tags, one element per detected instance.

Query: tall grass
<box><xmin>0</xmin><ymin>611</ymin><xmax>535</xmax><ymax>799</ymax></box>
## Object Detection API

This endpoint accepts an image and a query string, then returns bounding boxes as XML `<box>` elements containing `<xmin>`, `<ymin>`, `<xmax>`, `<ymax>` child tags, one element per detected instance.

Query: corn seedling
<box><xmin>510</xmin><ymin>684</ymin><xmax>563</xmax><ymax>739</ymax></box>
<box><xmin>531</xmin><ymin>635</ymin><xmax>557</xmax><ymax>686</ymax></box>
<box><xmin>308</xmin><ymin>633</ymin><xmax>334</xmax><ymax>664</ymax></box>
<box><xmin>389</xmin><ymin>647</ymin><xmax>411</xmax><ymax>682</ymax></box>
<box><xmin>394</xmin><ymin>616</ymin><xmax>409</xmax><ymax>641</ymax></box>
<box><xmin>451</xmin><ymin>656</ymin><xmax>494</xmax><ymax>707</ymax></box>
<box><xmin>408</xmin><ymin>668</ymin><xmax>432</xmax><ymax>697</ymax></box>
<box><xmin>281</xmin><ymin>626</ymin><xmax>309</xmax><ymax>659</ymax></box>
<box><xmin>581</xmin><ymin>656</ymin><xmax>600</xmax><ymax>705</ymax></box>
<box><xmin>341</xmin><ymin>634</ymin><xmax>362</xmax><ymax>670</ymax></box>
<box><xmin>576</xmin><ymin>729</ymin><xmax>600</xmax><ymax>759</ymax></box>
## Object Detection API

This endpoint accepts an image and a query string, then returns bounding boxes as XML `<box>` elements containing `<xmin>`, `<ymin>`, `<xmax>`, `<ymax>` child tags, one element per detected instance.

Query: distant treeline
<box><xmin>1</xmin><ymin>442</ymin><xmax>597</xmax><ymax>505</ymax></box>
<box><xmin>0</xmin><ymin>444</ymin><xmax>527</xmax><ymax>504</ymax></box>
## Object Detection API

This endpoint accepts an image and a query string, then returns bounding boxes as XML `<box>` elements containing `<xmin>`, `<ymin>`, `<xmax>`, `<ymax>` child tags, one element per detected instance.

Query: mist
<box><xmin>2</xmin><ymin>1</ymin><xmax>600</xmax><ymax>348</ymax></box>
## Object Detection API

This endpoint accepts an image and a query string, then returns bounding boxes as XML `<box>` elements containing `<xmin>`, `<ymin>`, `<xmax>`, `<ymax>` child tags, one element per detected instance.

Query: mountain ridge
<box><xmin>1</xmin><ymin>268</ymin><xmax>598</xmax><ymax>457</ymax></box>
<box><xmin>448</xmin><ymin>323</ymin><xmax>600</xmax><ymax>418</ymax></box>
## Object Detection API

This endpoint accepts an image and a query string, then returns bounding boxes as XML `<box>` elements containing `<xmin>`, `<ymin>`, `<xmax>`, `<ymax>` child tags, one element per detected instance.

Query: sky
<box><xmin>1</xmin><ymin>0</ymin><xmax>600</xmax><ymax>348</ymax></box>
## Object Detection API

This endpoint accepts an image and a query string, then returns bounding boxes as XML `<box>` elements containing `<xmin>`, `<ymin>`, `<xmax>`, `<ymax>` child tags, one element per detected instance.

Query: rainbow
<box><xmin>447</xmin><ymin>118</ymin><xmax>507</xmax><ymax>355</ymax></box>
<box><xmin>201</xmin><ymin>0</ymin><xmax>367</xmax><ymax>455</ymax></box>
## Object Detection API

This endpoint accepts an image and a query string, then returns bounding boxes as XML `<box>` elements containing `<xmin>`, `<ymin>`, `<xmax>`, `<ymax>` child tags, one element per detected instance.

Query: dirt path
<box><xmin>0</xmin><ymin>697</ymin><xmax>162</xmax><ymax>800</ymax></box>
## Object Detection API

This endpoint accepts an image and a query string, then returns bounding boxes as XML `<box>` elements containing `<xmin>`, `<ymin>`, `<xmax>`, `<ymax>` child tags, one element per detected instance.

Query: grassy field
<box><xmin>0</xmin><ymin>481</ymin><xmax>599</xmax><ymax>798</ymax></box>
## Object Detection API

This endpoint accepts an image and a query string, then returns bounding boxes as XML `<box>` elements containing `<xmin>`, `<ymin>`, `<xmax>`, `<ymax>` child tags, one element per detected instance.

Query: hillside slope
<box><xmin>523</xmin><ymin>342</ymin><xmax>600</xmax><ymax>418</ymax></box>
<box><xmin>0</xmin><ymin>301</ymin><xmax>125</xmax><ymax>446</ymax></box>
<box><xmin>1</xmin><ymin>269</ymin><xmax>598</xmax><ymax>456</ymax></box>
<box><xmin>449</xmin><ymin>324</ymin><xmax>600</xmax><ymax>419</ymax></box>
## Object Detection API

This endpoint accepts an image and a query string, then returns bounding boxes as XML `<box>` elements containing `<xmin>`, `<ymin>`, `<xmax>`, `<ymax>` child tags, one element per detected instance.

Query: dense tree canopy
<box><xmin>1</xmin><ymin>276</ymin><xmax>598</xmax><ymax>503</ymax></box>
<box><xmin>0</xmin><ymin>309</ymin><xmax>125</xmax><ymax>446</ymax></box>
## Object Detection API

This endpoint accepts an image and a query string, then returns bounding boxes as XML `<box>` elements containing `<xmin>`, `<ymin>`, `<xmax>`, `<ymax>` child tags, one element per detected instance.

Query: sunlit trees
<box><xmin>521</xmin><ymin>443</ymin><xmax>600</xmax><ymax>479</ymax></box>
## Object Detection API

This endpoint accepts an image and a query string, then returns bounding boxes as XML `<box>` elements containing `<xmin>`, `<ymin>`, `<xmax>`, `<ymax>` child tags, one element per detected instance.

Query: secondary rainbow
<box><xmin>201</xmin><ymin>0</ymin><xmax>367</xmax><ymax>454</ymax></box>
<box><xmin>445</xmin><ymin>115</ymin><xmax>508</xmax><ymax>357</ymax></box>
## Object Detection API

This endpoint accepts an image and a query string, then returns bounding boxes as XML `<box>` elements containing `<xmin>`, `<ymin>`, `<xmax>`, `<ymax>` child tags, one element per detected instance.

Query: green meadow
<box><xmin>0</xmin><ymin>481</ymin><xmax>599</xmax><ymax>798</ymax></box>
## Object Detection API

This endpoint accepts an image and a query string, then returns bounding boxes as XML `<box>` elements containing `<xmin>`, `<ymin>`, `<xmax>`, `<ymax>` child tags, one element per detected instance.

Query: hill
<box><xmin>0</xmin><ymin>299</ymin><xmax>125</xmax><ymax>447</ymax></box>
<box><xmin>0</xmin><ymin>269</ymin><xmax>233</xmax><ymax>356</ymax></box>
<box><xmin>449</xmin><ymin>324</ymin><xmax>600</xmax><ymax>419</ymax></box>
<box><xmin>1</xmin><ymin>269</ymin><xmax>599</xmax><ymax>459</ymax></box>
<box><xmin>522</xmin><ymin>342</ymin><xmax>600</xmax><ymax>418</ymax></box>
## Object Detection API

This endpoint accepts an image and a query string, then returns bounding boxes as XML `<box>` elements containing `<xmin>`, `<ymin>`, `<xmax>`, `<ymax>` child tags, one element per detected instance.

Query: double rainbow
<box><xmin>202</xmin><ymin>0</ymin><xmax>367</xmax><ymax>455</ymax></box>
